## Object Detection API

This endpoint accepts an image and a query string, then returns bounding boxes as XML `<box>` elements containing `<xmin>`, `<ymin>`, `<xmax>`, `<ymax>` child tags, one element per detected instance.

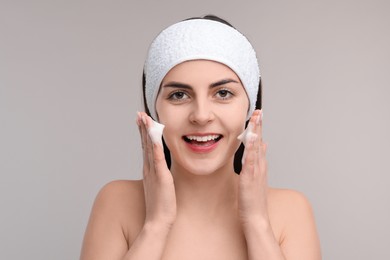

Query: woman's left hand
<box><xmin>238</xmin><ymin>109</ymin><xmax>270</xmax><ymax>228</ymax></box>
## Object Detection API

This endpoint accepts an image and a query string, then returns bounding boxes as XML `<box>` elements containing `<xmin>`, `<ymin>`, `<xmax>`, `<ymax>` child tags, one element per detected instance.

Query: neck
<box><xmin>170</xmin><ymin>160</ymin><xmax>239</xmax><ymax>219</ymax></box>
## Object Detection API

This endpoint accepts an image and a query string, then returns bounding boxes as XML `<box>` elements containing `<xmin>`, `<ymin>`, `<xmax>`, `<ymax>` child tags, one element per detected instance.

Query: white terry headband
<box><xmin>144</xmin><ymin>19</ymin><xmax>260</xmax><ymax>121</ymax></box>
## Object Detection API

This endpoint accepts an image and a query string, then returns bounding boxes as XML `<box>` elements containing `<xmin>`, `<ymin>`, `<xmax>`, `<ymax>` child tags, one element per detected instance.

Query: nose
<box><xmin>188</xmin><ymin>98</ymin><xmax>215</xmax><ymax>125</ymax></box>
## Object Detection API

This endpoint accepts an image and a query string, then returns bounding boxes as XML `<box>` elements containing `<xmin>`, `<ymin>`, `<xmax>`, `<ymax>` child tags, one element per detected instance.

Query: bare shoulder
<box><xmin>80</xmin><ymin>180</ymin><xmax>146</xmax><ymax>260</ymax></box>
<box><xmin>93</xmin><ymin>179</ymin><xmax>146</xmax><ymax>231</ymax></box>
<box><xmin>267</xmin><ymin>188</ymin><xmax>317</xmax><ymax>230</ymax></box>
<box><xmin>268</xmin><ymin>188</ymin><xmax>314</xmax><ymax>215</ymax></box>
<box><xmin>95</xmin><ymin>179</ymin><xmax>144</xmax><ymax>206</ymax></box>
<box><xmin>267</xmin><ymin>188</ymin><xmax>322</xmax><ymax>259</ymax></box>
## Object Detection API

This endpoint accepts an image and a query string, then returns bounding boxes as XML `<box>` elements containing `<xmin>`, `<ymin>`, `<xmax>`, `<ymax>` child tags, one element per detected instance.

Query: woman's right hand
<box><xmin>137</xmin><ymin>112</ymin><xmax>177</xmax><ymax>229</ymax></box>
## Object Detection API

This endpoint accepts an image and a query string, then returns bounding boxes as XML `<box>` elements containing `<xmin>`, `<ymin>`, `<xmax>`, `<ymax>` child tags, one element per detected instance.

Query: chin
<box><xmin>175</xmin><ymin>157</ymin><xmax>232</xmax><ymax>176</ymax></box>
<box><xmin>188</xmin><ymin>166</ymin><xmax>218</xmax><ymax>176</ymax></box>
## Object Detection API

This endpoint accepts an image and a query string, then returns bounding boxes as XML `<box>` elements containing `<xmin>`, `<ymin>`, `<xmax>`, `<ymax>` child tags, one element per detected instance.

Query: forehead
<box><xmin>161</xmin><ymin>60</ymin><xmax>241</xmax><ymax>84</ymax></box>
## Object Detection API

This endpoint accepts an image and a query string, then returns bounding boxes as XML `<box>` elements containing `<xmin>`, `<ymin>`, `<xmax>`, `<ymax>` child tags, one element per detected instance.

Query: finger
<box><xmin>141</xmin><ymin>114</ymin><xmax>156</xmax><ymax>176</ymax></box>
<box><xmin>251</xmin><ymin>109</ymin><xmax>264</xmax><ymax>169</ymax></box>
<box><xmin>138</xmin><ymin>112</ymin><xmax>150</xmax><ymax>175</ymax></box>
<box><xmin>259</xmin><ymin>142</ymin><xmax>268</xmax><ymax>174</ymax></box>
<box><xmin>243</xmin><ymin>110</ymin><xmax>266</xmax><ymax>177</ymax></box>
<box><xmin>253</xmin><ymin>109</ymin><xmax>263</xmax><ymax>144</ymax></box>
<box><xmin>152</xmin><ymin>142</ymin><xmax>170</xmax><ymax>179</ymax></box>
<box><xmin>136</xmin><ymin>112</ymin><xmax>145</xmax><ymax>149</ymax></box>
<box><xmin>142</xmin><ymin>114</ymin><xmax>170</xmax><ymax>178</ymax></box>
<box><xmin>259</xmin><ymin>142</ymin><xmax>266</xmax><ymax>159</ymax></box>
<box><xmin>240</xmin><ymin>136</ymin><xmax>257</xmax><ymax>177</ymax></box>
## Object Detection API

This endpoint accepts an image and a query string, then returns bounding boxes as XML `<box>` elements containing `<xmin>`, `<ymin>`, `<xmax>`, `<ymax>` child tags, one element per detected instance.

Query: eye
<box><xmin>215</xmin><ymin>89</ymin><xmax>233</xmax><ymax>100</ymax></box>
<box><xmin>168</xmin><ymin>91</ymin><xmax>189</xmax><ymax>101</ymax></box>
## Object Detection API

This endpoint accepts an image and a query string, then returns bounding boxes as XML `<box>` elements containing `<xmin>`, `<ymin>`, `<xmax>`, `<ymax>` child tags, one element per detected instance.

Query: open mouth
<box><xmin>183</xmin><ymin>134</ymin><xmax>223</xmax><ymax>146</ymax></box>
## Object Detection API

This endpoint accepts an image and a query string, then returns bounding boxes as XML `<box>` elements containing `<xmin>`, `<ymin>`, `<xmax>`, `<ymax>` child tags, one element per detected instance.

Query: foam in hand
<box><xmin>237</xmin><ymin>122</ymin><xmax>258</xmax><ymax>144</ymax></box>
<box><xmin>147</xmin><ymin>119</ymin><xmax>165</xmax><ymax>146</ymax></box>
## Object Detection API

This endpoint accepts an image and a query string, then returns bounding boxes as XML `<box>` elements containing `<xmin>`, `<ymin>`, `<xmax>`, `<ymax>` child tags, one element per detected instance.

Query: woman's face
<box><xmin>155</xmin><ymin>60</ymin><xmax>249</xmax><ymax>176</ymax></box>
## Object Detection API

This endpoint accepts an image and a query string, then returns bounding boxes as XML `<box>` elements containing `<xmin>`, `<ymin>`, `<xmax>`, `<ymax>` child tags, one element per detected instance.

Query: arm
<box><xmin>238</xmin><ymin>110</ymin><xmax>321</xmax><ymax>260</ymax></box>
<box><xmin>121</xmin><ymin>222</ymin><xmax>171</xmax><ymax>259</ymax></box>
<box><xmin>80</xmin><ymin>183</ymin><xmax>174</xmax><ymax>260</ymax></box>
<box><xmin>80</xmin><ymin>113</ymin><xmax>176</xmax><ymax>260</ymax></box>
<box><xmin>124</xmin><ymin>113</ymin><xmax>177</xmax><ymax>259</ymax></box>
<box><xmin>242</xmin><ymin>219</ymin><xmax>286</xmax><ymax>260</ymax></box>
<box><xmin>242</xmin><ymin>191</ymin><xmax>321</xmax><ymax>260</ymax></box>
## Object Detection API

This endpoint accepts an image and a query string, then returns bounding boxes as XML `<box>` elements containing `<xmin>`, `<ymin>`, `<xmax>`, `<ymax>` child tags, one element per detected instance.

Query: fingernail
<box><xmin>141</xmin><ymin>115</ymin><xmax>147</xmax><ymax>125</ymax></box>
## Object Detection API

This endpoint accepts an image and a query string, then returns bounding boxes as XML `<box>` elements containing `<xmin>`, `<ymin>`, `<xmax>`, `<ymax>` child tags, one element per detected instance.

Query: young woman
<box><xmin>80</xmin><ymin>15</ymin><xmax>321</xmax><ymax>260</ymax></box>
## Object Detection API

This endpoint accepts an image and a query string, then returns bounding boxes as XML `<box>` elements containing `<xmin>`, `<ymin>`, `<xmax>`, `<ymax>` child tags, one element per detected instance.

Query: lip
<box><xmin>183</xmin><ymin>133</ymin><xmax>222</xmax><ymax>154</ymax></box>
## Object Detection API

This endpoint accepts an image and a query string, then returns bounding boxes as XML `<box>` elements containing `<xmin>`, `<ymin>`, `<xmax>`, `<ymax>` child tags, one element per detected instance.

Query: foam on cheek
<box><xmin>237</xmin><ymin>122</ymin><xmax>258</xmax><ymax>164</ymax></box>
<box><xmin>147</xmin><ymin>119</ymin><xmax>165</xmax><ymax>146</ymax></box>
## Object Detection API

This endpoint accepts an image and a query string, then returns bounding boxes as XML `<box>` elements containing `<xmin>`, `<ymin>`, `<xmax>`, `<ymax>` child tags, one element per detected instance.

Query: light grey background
<box><xmin>1</xmin><ymin>0</ymin><xmax>389</xmax><ymax>259</ymax></box>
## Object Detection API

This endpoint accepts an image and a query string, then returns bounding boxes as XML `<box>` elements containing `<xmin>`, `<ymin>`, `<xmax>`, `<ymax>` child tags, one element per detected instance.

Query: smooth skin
<box><xmin>80</xmin><ymin>60</ymin><xmax>321</xmax><ymax>260</ymax></box>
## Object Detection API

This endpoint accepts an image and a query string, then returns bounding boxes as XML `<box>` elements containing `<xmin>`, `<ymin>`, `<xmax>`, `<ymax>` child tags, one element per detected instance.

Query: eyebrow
<box><xmin>162</xmin><ymin>78</ymin><xmax>240</xmax><ymax>89</ymax></box>
<box><xmin>211</xmin><ymin>78</ymin><xmax>240</xmax><ymax>88</ymax></box>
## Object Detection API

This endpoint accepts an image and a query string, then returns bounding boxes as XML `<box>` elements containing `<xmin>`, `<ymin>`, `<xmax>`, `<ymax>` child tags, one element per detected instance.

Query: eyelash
<box><xmin>166</xmin><ymin>88</ymin><xmax>235</xmax><ymax>102</ymax></box>
<box><xmin>215</xmin><ymin>88</ymin><xmax>234</xmax><ymax>100</ymax></box>
<box><xmin>167</xmin><ymin>91</ymin><xmax>189</xmax><ymax>101</ymax></box>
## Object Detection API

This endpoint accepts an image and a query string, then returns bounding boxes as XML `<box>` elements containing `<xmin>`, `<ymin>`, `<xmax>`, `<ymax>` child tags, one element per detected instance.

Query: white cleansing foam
<box><xmin>147</xmin><ymin>119</ymin><xmax>165</xmax><ymax>146</ymax></box>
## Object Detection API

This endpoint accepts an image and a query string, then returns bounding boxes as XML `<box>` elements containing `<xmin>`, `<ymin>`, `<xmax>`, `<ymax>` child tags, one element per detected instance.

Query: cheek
<box><xmin>225</xmin><ymin>100</ymin><xmax>249</xmax><ymax>126</ymax></box>
<box><xmin>224</xmin><ymin>103</ymin><xmax>248</xmax><ymax>134</ymax></box>
<box><xmin>155</xmin><ymin>97</ymin><xmax>184</xmax><ymax>148</ymax></box>
<box><xmin>230</xmin><ymin>118</ymin><xmax>247</xmax><ymax>136</ymax></box>
<box><xmin>157</xmin><ymin>109</ymin><xmax>184</xmax><ymax>145</ymax></box>
<box><xmin>157</xmin><ymin>104</ymin><xmax>182</xmax><ymax>127</ymax></box>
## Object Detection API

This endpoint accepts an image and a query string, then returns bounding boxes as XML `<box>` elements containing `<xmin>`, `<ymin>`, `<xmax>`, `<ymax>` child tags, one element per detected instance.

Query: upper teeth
<box><xmin>186</xmin><ymin>135</ymin><xmax>220</xmax><ymax>142</ymax></box>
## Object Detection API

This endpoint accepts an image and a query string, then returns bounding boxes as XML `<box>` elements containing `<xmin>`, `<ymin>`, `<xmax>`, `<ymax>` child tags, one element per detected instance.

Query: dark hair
<box><xmin>142</xmin><ymin>14</ymin><xmax>262</xmax><ymax>173</ymax></box>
